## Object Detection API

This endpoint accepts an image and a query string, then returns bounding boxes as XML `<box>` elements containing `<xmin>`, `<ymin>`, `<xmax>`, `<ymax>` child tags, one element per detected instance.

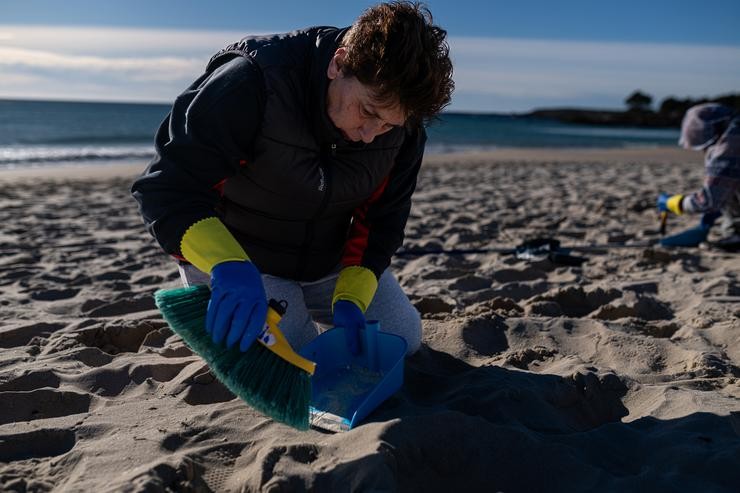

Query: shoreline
<box><xmin>0</xmin><ymin>146</ymin><xmax>697</xmax><ymax>182</ymax></box>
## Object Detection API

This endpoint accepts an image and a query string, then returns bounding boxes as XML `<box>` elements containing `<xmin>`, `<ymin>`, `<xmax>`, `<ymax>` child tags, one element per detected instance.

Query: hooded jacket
<box><xmin>678</xmin><ymin>104</ymin><xmax>740</xmax><ymax>213</ymax></box>
<box><xmin>131</xmin><ymin>26</ymin><xmax>426</xmax><ymax>282</ymax></box>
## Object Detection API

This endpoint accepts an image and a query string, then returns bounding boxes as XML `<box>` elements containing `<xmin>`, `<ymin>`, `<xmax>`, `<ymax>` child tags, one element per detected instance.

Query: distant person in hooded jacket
<box><xmin>658</xmin><ymin>103</ymin><xmax>740</xmax><ymax>248</ymax></box>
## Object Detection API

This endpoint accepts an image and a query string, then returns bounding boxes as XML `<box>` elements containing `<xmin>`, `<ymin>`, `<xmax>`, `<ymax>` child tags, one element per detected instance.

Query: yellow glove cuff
<box><xmin>666</xmin><ymin>195</ymin><xmax>684</xmax><ymax>215</ymax></box>
<box><xmin>180</xmin><ymin>217</ymin><xmax>249</xmax><ymax>274</ymax></box>
<box><xmin>332</xmin><ymin>266</ymin><xmax>378</xmax><ymax>313</ymax></box>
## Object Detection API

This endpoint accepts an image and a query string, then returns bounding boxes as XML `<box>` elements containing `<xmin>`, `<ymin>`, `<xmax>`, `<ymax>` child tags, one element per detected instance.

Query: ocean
<box><xmin>0</xmin><ymin>99</ymin><xmax>681</xmax><ymax>169</ymax></box>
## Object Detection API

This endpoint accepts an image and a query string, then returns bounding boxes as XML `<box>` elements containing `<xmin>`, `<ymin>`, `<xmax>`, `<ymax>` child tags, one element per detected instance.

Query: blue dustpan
<box><xmin>298</xmin><ymin>321</ymin><xmax>407</xmax><ymax>432</ymax></box>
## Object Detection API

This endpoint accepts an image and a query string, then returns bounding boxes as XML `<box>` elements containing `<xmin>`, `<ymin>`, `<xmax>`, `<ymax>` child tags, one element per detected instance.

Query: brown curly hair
<box><xmin>340</xmin><ymin>1</ymin><xmax>454</xmax><ymax>125</ymax></box>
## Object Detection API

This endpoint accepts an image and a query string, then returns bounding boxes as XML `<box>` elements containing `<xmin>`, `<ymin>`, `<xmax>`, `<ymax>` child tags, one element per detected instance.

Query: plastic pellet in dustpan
<box><xmin>298</xmin><ymin>321</ymin><xmax>406</xmax><ymax>432</ymax></box>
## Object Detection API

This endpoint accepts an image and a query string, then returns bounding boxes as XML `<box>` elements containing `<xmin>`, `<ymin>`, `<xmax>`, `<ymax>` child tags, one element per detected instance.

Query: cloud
<box><xmin>447</xmin><ymin>37</ymin><xmax>740</xmax><ymax>111</ymax></box>
<box><xmin>0</xmin><ymin>25</ymin><xmax>247</xmax><ymax>102</ymax></box>
<box><xmin>0</xmin><ymin>25</ymin><xmax>739</xmax><ymax>111</ymax></box>
<box><xmin>0</xmin><ymin>46</ymin><xmax>202</xmax><ymax>81</ymax></box>
<box><xmin>0</xmin><ymin>25</ymin><xmax>254</xmax><ymax>56</ymax></box>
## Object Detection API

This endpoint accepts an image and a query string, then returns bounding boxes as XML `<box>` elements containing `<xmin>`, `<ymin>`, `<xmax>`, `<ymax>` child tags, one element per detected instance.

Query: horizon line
<box><xmin>2</xmin><ymin>94</ymin><xmax>737</xmax><ymax>116</ymax></box>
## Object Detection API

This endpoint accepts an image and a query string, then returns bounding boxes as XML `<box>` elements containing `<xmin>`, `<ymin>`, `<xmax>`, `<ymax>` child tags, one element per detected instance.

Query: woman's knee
<box><xmin>380</xmin><ymin>300</ymin><xmax>421</xmax><ymax>356</ymax></box>
<box><xmin>402</xmin><ymin>306</ymin><xmax>422</xmax><ymax>355</ymax></box>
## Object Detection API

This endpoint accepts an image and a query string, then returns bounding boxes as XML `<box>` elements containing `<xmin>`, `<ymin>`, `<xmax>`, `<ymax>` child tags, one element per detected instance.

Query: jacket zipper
<box><xmin>295</xmin><ymin>142</ymin><xmax>336</xmax><ymax>279</ymax></box>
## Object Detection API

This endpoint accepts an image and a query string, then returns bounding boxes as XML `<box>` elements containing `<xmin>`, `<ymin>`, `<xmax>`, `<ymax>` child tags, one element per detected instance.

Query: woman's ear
<box><xmin>327</xmin><ymin>48</ymin><xmax>348</xmax><ymax>80</ymax></box>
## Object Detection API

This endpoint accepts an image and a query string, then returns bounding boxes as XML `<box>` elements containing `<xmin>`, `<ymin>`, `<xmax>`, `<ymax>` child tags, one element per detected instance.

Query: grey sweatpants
<box><xmin>179</xmin><ymin>264</ymin><xmax>422</xmax><ymax>355</ymax></box>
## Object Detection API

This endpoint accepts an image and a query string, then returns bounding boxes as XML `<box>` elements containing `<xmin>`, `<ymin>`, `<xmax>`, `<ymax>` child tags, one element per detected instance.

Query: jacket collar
<box><xmin>310</xmin><ymin>27</ymin><xmax>350</xmax><ymax>147</ymax></box>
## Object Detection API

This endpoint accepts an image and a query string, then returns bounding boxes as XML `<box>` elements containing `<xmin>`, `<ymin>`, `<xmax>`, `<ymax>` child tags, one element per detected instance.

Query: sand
<box><xmin>1</xmin><ymin>148</ymin><xmax>738</xmax><ymax>492</ymax></box>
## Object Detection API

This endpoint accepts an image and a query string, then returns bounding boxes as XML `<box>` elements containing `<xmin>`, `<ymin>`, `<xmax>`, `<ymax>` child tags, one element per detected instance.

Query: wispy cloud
<box><xmin>0</xmin><ymin>47</ymin><xmax>201</xmax><ymax>81</ymax></box>
<box><xmin>0</xmin><ymin>25</ymin><xmax>254</xmax><ymax>56</ymax></box>
<box><xmin>0</xmin><ymin>25</ymin><xmax>254</xmax><ymax>102</ymax></box>
<box><xmin>1</xmin><ymin>25</ymin><xmax>738</xmax><ymax>111</ymax></box>
<box><xmin>448</xmin><ymin>37</ymin><xmax>740</xmax><ymax>111</ymax></box>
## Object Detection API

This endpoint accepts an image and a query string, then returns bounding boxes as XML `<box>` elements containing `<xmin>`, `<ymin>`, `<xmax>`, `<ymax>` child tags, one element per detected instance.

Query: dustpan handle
<box><xmin>365</xmin><ymin>320</ymin><xmax>379</xmax><ymax>372</ymax></box>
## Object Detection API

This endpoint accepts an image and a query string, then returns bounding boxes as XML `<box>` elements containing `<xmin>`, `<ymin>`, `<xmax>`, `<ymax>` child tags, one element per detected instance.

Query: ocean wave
<box><xmin>13</xmin><ymin>134</ymin><xmax>157</xmax><ymax>146</ymax></box>
<box><xmin>0</xmin><ymin>145</ymin><xmax>155</xmax><ymax>167</ymax></box>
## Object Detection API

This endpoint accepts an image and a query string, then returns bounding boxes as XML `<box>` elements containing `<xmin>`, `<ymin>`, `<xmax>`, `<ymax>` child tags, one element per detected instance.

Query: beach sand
<box><xmin>1</xmin><ymin>148</ymin><xmax>738</xmax><ymax>492</ymax></box>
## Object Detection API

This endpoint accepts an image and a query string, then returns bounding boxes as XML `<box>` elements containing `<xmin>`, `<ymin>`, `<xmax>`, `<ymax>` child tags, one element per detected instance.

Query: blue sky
<box><xmin>1</xmin><ymin>0</ymin><xmax>739</xmax><ymax>112</ymax></box>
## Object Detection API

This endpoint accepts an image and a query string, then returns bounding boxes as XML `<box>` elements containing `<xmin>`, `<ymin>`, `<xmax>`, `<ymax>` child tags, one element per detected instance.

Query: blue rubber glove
<box><xmin>332</xmin><ymin>300</ymin><xmax>365</xmax><ymax>355</ymax></box>
<box><xmin>657</xmin><ymin>193</ymin><xmax>670</xmax><ymax>212</ymax></box>
<box><xmin>207</xmin><ymin>260</ymin><xmax>268</xmax><ymax>352</ymax></box>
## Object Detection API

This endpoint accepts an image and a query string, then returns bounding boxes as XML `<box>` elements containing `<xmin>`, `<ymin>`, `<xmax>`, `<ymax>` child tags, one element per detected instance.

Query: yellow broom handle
<box><xmin>258</xmin><ymin>307</ymin><xmax>317</xmax><ymax>375</ymax></box>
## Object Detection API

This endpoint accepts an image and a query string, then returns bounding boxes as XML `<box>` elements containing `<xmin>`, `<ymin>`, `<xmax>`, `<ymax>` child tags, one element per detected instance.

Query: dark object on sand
<box><xmin>513</xmin><ymin>238</ymin><xmax>588</xmax><ymax>266</ymax></box>
<box><xmin>397</xmin><ymin>237</ymin><xmax>588</xmax><ymax>265</ymax></box>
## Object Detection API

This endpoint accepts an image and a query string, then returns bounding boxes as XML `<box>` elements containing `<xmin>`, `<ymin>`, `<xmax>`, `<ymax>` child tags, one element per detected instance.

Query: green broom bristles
<box><xmin>154</xmin><ymin>285</ymin><xmax>311</xmax><ymax>430</ymax></box>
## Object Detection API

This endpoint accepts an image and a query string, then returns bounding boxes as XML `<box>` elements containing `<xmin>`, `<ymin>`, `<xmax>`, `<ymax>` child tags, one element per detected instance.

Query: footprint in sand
<box><xmin>137</xmin><ymin>444</ymin><xmax>247</xmax><ymax>491</ymax></box>
<box><xmin>0</xmin><ymin>322</ymin><xmax>65</xmax><ymax>348</ymax></box>
<box><xmin>0</xmin><ymin>369</ymin><xmax>61</xmax><ymax>391</ymax></box>
<box><xmin>65</xmin><ymin>359</ymin><xmax>194</xmax><ymax>397</ymax></box>
<box><xmin>72</xmin><ymin>320</ymin><xmax>167</xmax><ymax>354</ymax></box>
<box><xmin>82</xmin><ymin>296</ymin><xmax>156</xmax><ymax>317</ymax></box>
<box><xmin>449</xmin><ymin>275</ymin><xmax>492</xmax><ymax>292</ymax></box>
<box><xmin>490</xmin><ymin>281</ymin><xmax>549</xmax><ymax>302</ymax></box>
<box><xmin>591</xmin><ymin>296</ymin><xmax>673</xmax><ymax>321</ymax></box>
<box><xmin>94</xmin><ymin>271</ymin><xmax>131</xmax><ymax>282</ymax></box>
<box><xmin>413</xmin><ymin>295</ymin><xmax>456</xmax><ymax>315</ymax></box>
<box><xmin>30</xmin><ymin>288</ymin><xmax>80</xmax><ymax>301</ymax></box>
<box><xmin>492</xmin><ymin>267</ymin><xmax>548</xmax><ymax>283</ymax></box>
<box><xmin>529</xmin><ymin>286</ymin><xmax>622</xmax><ymax>317</ymax></box>
<box><xmin>0</xmin><ymin>428</ymin><xmax>76</xmax><ymax>462</ymax></box>
<box><xmin>503</xmin><ymin>346</ymin><xmax>557</xmax><ymax>369</ymax></box>
<box><xmin>0</xmin><ymin>388</ymin><xmax>92</xmax><ymax>425</ymax></box>
<box><xmin>181</xmin><ymin>368</ymin><xmax>235</xmax><ymax>406</ymax></box>
<box><xmin>460</xmin><ymin>316</ymin><xmax>509</xmax><ymax>356</ymax></box>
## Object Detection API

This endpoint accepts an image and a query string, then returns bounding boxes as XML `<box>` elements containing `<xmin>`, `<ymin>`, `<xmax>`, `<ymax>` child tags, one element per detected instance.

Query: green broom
<box><xmin>154</xmin><ymin>285</ymin><xmax>316</xmax><ymax>430</ymax></box>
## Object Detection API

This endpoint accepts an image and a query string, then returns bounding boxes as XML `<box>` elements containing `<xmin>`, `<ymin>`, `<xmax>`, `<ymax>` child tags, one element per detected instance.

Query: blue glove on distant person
<box><xmin>333</xmin><ymin>300</ymin><xmax>366</xmax><ymax>355</ymax></box>
<box><xmin>207</xmin><ymin>260</ymin><xmax>268</xmax><ymax>352</ymax></box>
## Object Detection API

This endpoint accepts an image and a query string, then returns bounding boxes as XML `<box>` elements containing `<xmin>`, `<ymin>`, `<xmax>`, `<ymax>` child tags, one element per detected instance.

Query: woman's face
<box><xmin>326</xmin><ymin>48</ymin><xmax>405</xmax><ymax>144</ymax></box>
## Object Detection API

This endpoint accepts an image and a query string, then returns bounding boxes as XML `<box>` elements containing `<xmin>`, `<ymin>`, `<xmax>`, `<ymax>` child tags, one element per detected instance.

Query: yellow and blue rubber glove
<box><xmin>181</xmin><ymin>217</ymin><xmax>268</xmax><ymax>351</ymax></box>
<box><xmin>657</xmin><ymin>193</ymin><xmax>684</xmax><ymax>215</ymax></box>
<box><xmin>332</xmin><ymin>266</ymin><xmax>378</xmax><ymax>355</ymax></box>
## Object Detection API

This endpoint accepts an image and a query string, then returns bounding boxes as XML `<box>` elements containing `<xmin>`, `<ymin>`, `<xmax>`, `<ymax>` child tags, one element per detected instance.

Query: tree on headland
<box><xmin>625</xmin><ymin>90</ymin><xmax>653</xmax><ymax>111</ymax></box>
<box><xmin>528</xmin><ymin>91</ymin><xmax>739</xmax><ymax>128</ymax></box>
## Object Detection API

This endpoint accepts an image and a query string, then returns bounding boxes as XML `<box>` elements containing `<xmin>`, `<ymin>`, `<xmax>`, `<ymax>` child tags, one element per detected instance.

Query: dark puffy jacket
<box><xmin>131</xmin><ymin>26</ymin><xmax>426</xmax><ymax>281</ymax></box>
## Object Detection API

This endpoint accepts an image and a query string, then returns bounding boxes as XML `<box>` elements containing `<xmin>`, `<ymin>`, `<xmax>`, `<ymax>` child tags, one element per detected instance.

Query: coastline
<box><xmin>0</xmin><ymin>146</ymin><xmax>698</xmax><ymax>182</ymax></box>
